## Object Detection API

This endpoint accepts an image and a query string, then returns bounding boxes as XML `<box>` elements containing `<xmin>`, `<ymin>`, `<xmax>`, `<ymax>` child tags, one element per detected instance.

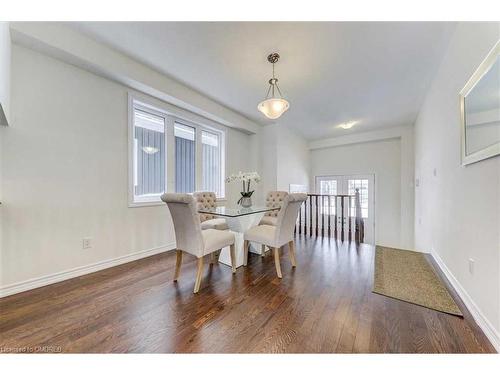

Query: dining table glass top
<box><xmin>197</xmin><ymin>206</ymin><xmax>279</xmax><ymax>217</ymax></box>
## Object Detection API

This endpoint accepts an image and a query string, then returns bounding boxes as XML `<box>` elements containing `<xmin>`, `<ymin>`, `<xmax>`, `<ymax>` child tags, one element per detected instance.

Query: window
<box><xmin>129</xmin><ymin>96</ymin><xmax>226</xmax><ymax>206</ymax></box>
<box><xmin>132</xmin><ymin>106</ymin><xmax>166</xmax><ymax>204</ymax></box>
<box><xmin>202</xmin><ymin>130</ymin><xmax>224</xmax><ymax>198</ymax></box>
<box><xmin>348</xmin><ymin>179</ymin><xmax>369</xmax><ymax>218</ymax></box>
<box><xmin>174</xmin><ymin>123</ymin><xmax>196</xmax><ymax>193</ymax></box>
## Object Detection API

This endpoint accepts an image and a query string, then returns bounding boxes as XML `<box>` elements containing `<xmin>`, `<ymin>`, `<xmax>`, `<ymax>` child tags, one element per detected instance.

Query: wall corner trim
<box><xmin>0</xmin><ymin>243</ymin><xmax>176</xmax><ymax>298</ymax></box>
<box><xmin>431</xmin><ymin>249</ymin><xmax>500</xmax><ymax>352</ymax></box>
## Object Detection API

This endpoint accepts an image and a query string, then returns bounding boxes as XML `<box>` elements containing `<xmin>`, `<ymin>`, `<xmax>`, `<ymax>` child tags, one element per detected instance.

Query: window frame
<box><xmin>128</xmin><ymin>100</ymin><xmax>168</xmax><ymax>207</ymax></box>
<box><xmin>128</xmin><ymin>93</ymin><xmax>226</xmax><ymax>207</ymax></box>
<box><xmin>201</xmin><ymin>127</ymin><xmax>225</xmax><ymax>199</ymax></box>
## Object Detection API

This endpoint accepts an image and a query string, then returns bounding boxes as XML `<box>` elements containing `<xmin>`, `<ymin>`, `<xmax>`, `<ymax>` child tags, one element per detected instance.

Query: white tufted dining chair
<box><xmin>243</xmin><ymin>193</ymin><xmax>307</xmax><ymax>278</ymax></box>
<box><xmin>192</xmin><ymin>191</ymin><xmax>229</xmax><ymax>230</ymax></box>
<box><xmin>258</xmin><ymin>191</ymin><xmax>288</xmax><ymax>256</ymax></box>
<box><xmin>259</xmin><ymin>191</ymin><xmax>288</xmax><ymax>226</ymax></box>
<box><xmin>161</xmin><ymin>193</ymin><xmax>236</xmax><ymax>293</ymax></box>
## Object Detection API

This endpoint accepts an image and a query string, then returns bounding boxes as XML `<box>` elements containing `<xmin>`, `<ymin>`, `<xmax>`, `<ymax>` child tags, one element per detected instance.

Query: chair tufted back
<box><xmin>264</xmin><ymin>191</ymin><xmax>288</xmax><ymax>217</ymax></box>
<box><xmin>275</xmin><ymin>193</ymin><xmax>308</xmax><ymax>246</ymax></box>
<box><xmin>161</xmin><ymin>193</ymin><xmax>204</xmax><ymax>257</ymax></box>
<box><xmin>192</xmin><ymin>191</ymin><xmax>217</xmax><ymax>222</ymax></box>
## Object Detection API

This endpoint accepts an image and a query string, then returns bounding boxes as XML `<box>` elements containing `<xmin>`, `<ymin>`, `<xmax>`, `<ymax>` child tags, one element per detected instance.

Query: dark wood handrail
<box><xmin>295</xmin><ymin>191</ymin><xmax>364</xmax><ymax>243</ymax></box>
<box><xmin>305</xmin><ymin>193</ymin><xmax>355</xmax><ymax>197</ymax></box>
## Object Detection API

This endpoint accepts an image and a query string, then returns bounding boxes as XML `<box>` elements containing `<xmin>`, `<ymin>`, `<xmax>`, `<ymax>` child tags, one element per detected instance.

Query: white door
<box><xmin>315</xmin><ymin>174</ymin><xmax>375</xmax><ymax>244</ymax></box>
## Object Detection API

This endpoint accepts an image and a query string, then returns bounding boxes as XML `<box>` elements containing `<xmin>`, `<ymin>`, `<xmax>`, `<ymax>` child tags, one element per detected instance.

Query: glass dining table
<box><xmin>197</xmin><ymin>206</ymin><xmax>279</xmax><ymax>268</ymax></box>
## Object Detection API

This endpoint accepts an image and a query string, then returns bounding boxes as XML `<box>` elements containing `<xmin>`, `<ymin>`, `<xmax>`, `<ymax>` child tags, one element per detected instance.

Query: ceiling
<box><xmin>68</xmin><ymin>22</ymin><xmax>456</xmax><ymax>140</ymax></box>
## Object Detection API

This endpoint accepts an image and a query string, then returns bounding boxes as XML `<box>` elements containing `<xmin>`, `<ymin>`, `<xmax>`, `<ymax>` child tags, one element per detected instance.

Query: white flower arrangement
<box><xmin>225</xmin><ymin>171</ymin><xmax>261</xmax><ymax>184</ymax></box>
<box><xmin>226</xmin><ymin>171</ymin><xmax>261</xmax><ymax>200</ymax></box>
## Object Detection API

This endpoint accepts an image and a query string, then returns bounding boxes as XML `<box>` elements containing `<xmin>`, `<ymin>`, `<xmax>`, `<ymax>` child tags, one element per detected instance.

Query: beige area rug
<box><xmin>373</xmin><ymin>246</ymin><xmax>463</xmax><ymax>316</ymax></box>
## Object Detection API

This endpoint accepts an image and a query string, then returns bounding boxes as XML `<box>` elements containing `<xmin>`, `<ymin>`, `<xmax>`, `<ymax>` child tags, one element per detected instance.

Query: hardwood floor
<box><xmin>0</xmin><ymin>237</ymin><xmax>495</xmax><ymax>353</ymax></box>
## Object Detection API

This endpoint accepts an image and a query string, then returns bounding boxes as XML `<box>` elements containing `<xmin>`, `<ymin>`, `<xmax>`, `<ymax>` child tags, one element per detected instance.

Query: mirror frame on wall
<box><xmin>459</xmin><ymin>39</ymin><xmax>500</xmax><ymax>166</ymax></box>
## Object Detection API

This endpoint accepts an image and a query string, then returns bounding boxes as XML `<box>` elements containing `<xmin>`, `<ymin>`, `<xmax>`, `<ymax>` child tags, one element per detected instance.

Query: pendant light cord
<box><xmin>270</xmin><ymin>62</ymin><xmax>276</xmax><ymax>98</ymax></box>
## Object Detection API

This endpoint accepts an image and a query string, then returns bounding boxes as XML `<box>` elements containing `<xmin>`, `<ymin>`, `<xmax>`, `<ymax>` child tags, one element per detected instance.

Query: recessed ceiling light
<box><xmin>337</xmin><ymin>121</ymin><xmax>358</xmax><ymax>130</ymax></box>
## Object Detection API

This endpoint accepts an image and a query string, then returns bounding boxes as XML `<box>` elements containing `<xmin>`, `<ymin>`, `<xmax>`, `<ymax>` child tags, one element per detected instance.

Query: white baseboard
<box><xmin>431</xmin><ymin>249</ymin><xmax>500</xmax><ymax>352</ymax></box>
<box><xmin>0</xmin><ymin>242</ymin><xmax>176</xmax><ymax>298</ymax></box>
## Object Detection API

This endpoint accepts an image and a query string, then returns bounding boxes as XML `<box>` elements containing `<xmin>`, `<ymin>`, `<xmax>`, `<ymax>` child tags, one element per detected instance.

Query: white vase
<box><xmin>240</xmin><ymin>196</ymin><xmax>252</xmax><ymax>208</ymax></box>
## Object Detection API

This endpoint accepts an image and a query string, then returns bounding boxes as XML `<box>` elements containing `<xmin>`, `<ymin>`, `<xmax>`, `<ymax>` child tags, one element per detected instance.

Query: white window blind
<box><xmin>132</xmin><ymin>108</ymin><xmax>166</xmax><ymax>203</ymax></box>
<box><xmin>202</xmin><ymin>130</ymin><xmax>223</xmax><ymax>197</ymax></box>
<box><xmin>174</xmin><ymin>122</ymin><xmax>196</xmax><ymax>193</ymax></box>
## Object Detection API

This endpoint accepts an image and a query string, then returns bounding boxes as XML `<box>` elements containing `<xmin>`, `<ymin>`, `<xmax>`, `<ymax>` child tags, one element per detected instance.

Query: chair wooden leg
<box><xmin>193</xmin><ymin>257</ymin><xmax>204</xmax><ymax>293</ymax></box>
<box><xmin>215</xmin><ymin>249</ymin><xmax>221</xmax><ymax>262</ymax></box>
<box><xmin>230</xmin><ymin>244</ymin><xmax>236</xmax><ymax>274</ymax></box>
<box><xmin>273</xmin><ymin>247</ymin><xmax>282</xmax><ymax>279</ymax></box>
<box><xmin>243</xmin><ymin>240</ymin><xmax>249</xmax><ymax>266</ymax></box>
<box><xmin>261</xmin><ymin>244</ymin><xmax>266</xmax><ymax>257</ymax></box>
<box><xmin>174</xmin><ymin>250</ymin><xmax>183</xmax><ymax>282</ymax></box>
<box><xmin>288</xmin><ymin>241</ymin><xmax>297</xmax><ymax>267</ymax></box>
<box><xmin>210</xmin><ymin>252</ymin><xmax>216</xmax><ymax>264</ymax></box>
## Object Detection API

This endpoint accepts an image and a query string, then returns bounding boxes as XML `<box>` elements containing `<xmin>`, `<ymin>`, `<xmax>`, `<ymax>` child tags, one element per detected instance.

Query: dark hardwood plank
<box><xmin>0</xmin><ymin>238</ymin><xmax>495</xmax><ymax>353</ymax></box>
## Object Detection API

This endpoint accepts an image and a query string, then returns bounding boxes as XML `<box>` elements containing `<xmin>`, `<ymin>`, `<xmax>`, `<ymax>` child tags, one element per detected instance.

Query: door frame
<box><xmin>314</xmin><ymin>173</ymin><xmax>376</xmax><ymax>245</ymax></box>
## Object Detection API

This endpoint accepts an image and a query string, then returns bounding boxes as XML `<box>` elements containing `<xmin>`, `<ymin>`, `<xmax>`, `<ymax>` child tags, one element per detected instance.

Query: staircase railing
<box><xmin>295</xmin><ymin>188</ymin><xmax>364</xmax><ymax>243</ymax></box>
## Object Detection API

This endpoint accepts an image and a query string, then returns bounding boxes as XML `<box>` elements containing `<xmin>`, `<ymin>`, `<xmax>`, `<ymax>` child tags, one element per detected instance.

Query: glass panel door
<box><xmin>316</xmin><ymin>176</ymin><xmax>339</xmax><ymax>215</ymax></box>
<box><xmin>315</xmin><ymin>174</ymin><xmax>375</xmax><ymax>244</ymax></box>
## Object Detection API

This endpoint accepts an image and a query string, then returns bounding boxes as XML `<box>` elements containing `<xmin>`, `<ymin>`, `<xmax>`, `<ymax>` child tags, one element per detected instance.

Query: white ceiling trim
<box><xmin>308</xmin><ymin>124</ymin><xmax>413</xmax><ymax>150</ymax></box>
<box><xmin>9</xmin><ymin>22</ymin><xmax>261</xmax><ymax>135</ymax></box>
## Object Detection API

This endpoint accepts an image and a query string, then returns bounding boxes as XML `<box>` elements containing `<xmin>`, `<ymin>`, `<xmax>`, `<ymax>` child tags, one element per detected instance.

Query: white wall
<box><xmin>0</xmin><ymin>22</ymin><xmax>11</xmax><ymax>289</ymax></box>
<box><xmin>309</xmin><ymin>125</ymin><xmax>414</xmax><ymax>249</ymax></box>
<box><xmin>257</xmin><ymin>125</ymin><xmax>278</xmax><ymax>198</ymax></box>
<box><xmin>311</xmin><ymin>137</ymin><xmax>408</xmax><ymax>249</ymax></box>
<box><xmin>257</xmin><ymin>123</ymin><xmax>310</xmax><ymax>198</ymax></box>
<box><xmin>276</xmin><ymin>124</ymin><xmax>310</xmax><ymax>192</ymax></box>
<box><xmin>226</xmin><ymin>126</ymin><xmax>260</xmax><ymax>203</ymax></box>
<box><xmin>0</xmin><ymin>22</ymin><xmax>10</xmax><ymax>126</ymax></box>
<box><xmin>414</xmin><ymin>22</ymin><xmax>500</xmax><ymax>344</ymax></box>
<box><xmin>0</xmin><ymin>44</ymin><xmax>256</xmax><ymax>289</ymax></box>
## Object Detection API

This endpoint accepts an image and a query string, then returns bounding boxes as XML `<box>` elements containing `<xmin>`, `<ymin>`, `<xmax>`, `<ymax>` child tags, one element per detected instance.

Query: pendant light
<box><xmin>257</xmin><ymin>53</ymin><xmax>290</xmax><ymax>120</ymax></box>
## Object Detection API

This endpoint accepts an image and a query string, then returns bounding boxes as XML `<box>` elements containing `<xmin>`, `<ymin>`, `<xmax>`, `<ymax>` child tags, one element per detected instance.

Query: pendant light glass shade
<box><xmin>257</xmin><ymin>53</ymin><xmax>290</xmax><ymax>120</ymax></box>
<box><xmin>257</xmin><ymin>98</ymin><xmax>290</xmax><ymax>119</ymax></box>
